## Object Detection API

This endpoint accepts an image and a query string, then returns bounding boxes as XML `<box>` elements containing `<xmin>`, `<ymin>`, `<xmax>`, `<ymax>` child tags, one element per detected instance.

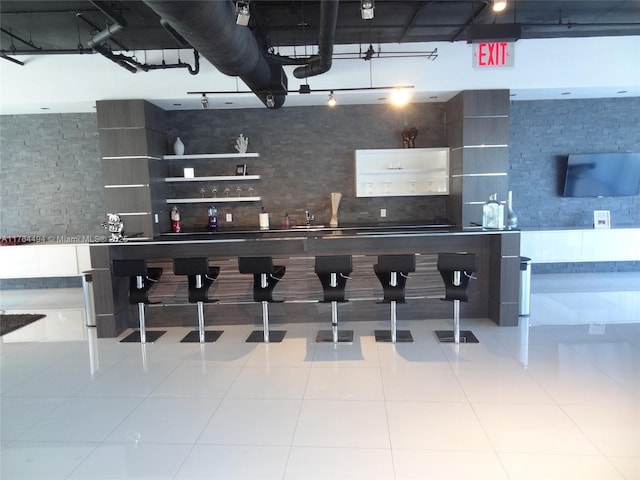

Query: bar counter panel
<box><xmin>91</xmin><ymin>228</ymin><xmax>520</xmax><ymax>337</ymax></box>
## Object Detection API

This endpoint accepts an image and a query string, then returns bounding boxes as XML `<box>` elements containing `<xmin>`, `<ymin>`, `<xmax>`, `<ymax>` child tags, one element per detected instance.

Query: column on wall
<box><xmin>93</xmin><ymin>100</ymin><xmax>168</xmax><ymax>337</ymax></box>
<box><xmin>445</xmin><ymin>90</ymin><xmax>510</xmax><ymax>227</ymax></box>
<box><xmin>96</xmin><ymin>100</ymin><xmax>168</xmax><ymax>239</ymax></box>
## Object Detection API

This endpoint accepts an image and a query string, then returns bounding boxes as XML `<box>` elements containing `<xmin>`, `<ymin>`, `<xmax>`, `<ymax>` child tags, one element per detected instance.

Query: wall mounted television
<box><xmin>562</xmin><ymin>152</ymin><xmax>640</xmax><ymax>197</ymax></box>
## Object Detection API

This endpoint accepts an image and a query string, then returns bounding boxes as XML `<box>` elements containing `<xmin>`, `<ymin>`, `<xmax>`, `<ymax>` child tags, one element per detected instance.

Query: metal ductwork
<box><xmin>294</xmin><ymin>0</ymin><xmax>339</xmax><ymax>79</ymax></box>
<box><xmin>143</xmin><ymin>0</ymin><xmax>287</xmax><ymax>108</ymax></box>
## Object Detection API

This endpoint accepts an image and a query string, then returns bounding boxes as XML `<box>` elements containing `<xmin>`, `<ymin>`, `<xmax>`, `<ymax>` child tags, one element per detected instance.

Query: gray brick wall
<box><xmin>0</xmin><ymin>113</ymin><xmax>104</xmax><ymax>238</ymax></box>
<box><xmin>165</xmin><ymin>103</ymin><xmax>449</xmax><ymax>229</ymax></box>
<box><xmin>509</xmin><ymin>97</ymin><xmax>640</xmax><ymax>228</ymax></box>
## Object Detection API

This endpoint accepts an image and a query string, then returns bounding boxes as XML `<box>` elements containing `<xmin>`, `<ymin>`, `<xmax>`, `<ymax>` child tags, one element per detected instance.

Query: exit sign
<box><xmin>473</xmin><ymin>42</ymin><xmax>514</xmax><ymax>68</ymax></box>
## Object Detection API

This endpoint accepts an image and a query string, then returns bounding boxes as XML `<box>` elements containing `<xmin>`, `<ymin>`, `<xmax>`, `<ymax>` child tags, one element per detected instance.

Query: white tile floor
<box><xmin>1</xmin><ymin>273</ymin><xmax>639</xmax><ymax>480</ymax></box>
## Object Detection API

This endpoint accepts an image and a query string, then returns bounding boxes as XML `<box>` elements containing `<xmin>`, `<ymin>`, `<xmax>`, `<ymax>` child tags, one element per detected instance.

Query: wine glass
<box><xmin>236</xmin><ymin>186</ymin><xmax>242</xmax><ymax>197</ymax></box>
<box><xmin>199</xmin><ymin>187</ymin><xmax>206</xmax><ymax>198</ymax></box>
<box><xmin>224</xmin><ymin>187</ymin><xmax>230</xmax><ymax>198</ymax></box>
<box><xmin>212</xmin><ymin>186</ymin><xmax>217</xmax><ymax>198</ymax></box>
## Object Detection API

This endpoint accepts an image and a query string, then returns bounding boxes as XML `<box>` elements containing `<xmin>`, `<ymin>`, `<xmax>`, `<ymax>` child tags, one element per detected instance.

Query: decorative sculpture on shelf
<box><xmin>330</xmin><ymin>192</ymin><xmax>342</xmax><ymax>228</ymax></box>
<box><xmin>401</xmin><ymin>127</ymin><xmax>418</xmax><ymax>148</ymax></box>
<box><xmin>101</xmin><ymin>213</ymin><xmax>126</xmax><ymax>242</ymax></box>
<box><xmin>235</xmin><ymin>133</ymin><xmax>249</xmax><ymax>153</ymax></box>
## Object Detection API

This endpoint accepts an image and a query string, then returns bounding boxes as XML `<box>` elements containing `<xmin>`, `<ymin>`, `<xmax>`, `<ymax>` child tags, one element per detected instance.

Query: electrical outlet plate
<box><xmin>226</xmin><ymin>213</ymin><xmax>233</xmax><ymax>222</ymax></box>
<box><xmin>380</xmin><ymin>208</ymin><xmax>387</xmax><ymax>218</ymax></box>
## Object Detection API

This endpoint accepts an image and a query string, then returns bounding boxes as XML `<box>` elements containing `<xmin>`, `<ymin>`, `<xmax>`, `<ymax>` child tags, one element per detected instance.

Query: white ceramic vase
<box><xmin>173</xmin><ymin>137</ymin><xmax>185</xmax><ymax>155</ymax></box>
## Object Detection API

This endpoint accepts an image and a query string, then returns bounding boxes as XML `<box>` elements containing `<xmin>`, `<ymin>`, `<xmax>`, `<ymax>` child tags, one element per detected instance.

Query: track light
<box><xmin>236</xmin><ymin>1</ymin><xmax>250</xmax><ymax>26</ymax></box>
<box><xmin>200</xmin><ymin>93</ymin><xmax>209</xmax><ymax>109</ymax></box>
<box><xmin>492</xmin><ymin>0</ymin><xmax>507</xmax><ymax>12</ymax></box>
<box><xmin>265</xmin><ymin>93</ymin><xmax>275</xmax><ymax>108</ymax></box>
<box><xmin>361</xmin><ymin>0</ymin><xmax>374</xmax><ymax>20</ymax></box>
<box><xmin>327</xmin><ymin>91</ymin><xmax>337</xmax><ymax>107</ymax></box>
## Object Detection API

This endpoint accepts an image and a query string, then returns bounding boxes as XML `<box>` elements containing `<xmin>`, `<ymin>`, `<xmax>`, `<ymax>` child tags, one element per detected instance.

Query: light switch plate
<box><xmin>380</xmin><ymin>208</ymin><xmax>387</xmax><ymax>218</ymax></box>
<box><xmin>226</xmin><ymin>213</ymin><xmax>233</xmax><ymax>222</ymax></box>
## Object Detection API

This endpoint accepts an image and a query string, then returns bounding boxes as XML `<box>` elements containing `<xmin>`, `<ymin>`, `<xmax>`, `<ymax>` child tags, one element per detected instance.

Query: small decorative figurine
<box><xmin>401</xmin><ymin>127</ymin><xmax>418</xmax><ymax>148</ymax></box>
<box><xmin>101</xmin><ymin>213</ymin><xmax>126</xmax><ymax>242</ymax></box>
<box><xmin>235</xmin><ymin>133</ymin><xmax>249</xmax><ymax>153</ymax></box>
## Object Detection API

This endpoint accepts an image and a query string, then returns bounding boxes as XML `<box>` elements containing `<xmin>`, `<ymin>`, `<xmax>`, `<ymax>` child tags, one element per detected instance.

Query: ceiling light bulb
<box><xmin>391</xmin><ymin>88</ymin><xmax>409</xmax><ymax>107</ymax></box>
<box><xmin>327</xmin><ymin>91</ymin><xmax>337</xmax><ymax>107</ymax></box>
<box><xmin>492</xmin><ymin>0</ymin><xmax>507</xmax><ymax>12</ymax></box>
<box><xmin>201</xmin><ymin>94</ymin><xmax>209</xmax><ymax>109</ymax></box>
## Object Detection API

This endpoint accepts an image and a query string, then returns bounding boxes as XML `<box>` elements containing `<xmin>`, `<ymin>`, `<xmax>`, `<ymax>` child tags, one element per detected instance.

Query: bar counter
<box><xmin>90</xmin><ymin>225</ymin><xmax>521</xmax><ymax>338</ymax></box>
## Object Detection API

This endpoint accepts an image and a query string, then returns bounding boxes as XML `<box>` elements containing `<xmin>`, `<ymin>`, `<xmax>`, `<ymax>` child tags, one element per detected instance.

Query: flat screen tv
<box><xmin>563</xmin><ymin>152</ymin><xmax>640</xmax><ymax>197</ymax></box>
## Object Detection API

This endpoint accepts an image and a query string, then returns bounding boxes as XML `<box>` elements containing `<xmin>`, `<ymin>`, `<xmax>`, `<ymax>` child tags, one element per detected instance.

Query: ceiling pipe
<box><xmin>293</xmin><ymin>0</ymin><xmax>340</xmax><ymax>79</ymax></box>
<box><xmin>143</xmin><ymin>0</ymin><xmax>288</xmax><ymax>109</ymax></box>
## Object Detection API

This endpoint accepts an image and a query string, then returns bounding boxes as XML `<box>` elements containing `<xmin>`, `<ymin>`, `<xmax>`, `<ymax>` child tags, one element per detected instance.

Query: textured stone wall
<box><xmin>509</xmin><ymin>97</ymin><xmax>640</xmax><ymax>228</ymax></box>
<box><xmin>0</xmin><ymin>113</ymin><xmax>103</xmax><ymax>288</ymax></box>
<box><xmin>165</xmin><ymin>103</ymin><xmax>449</xmax><ymax>230</ymax></box>
<box><xmin>0</xmin><ymin>113</ymin><xmax>104</xmax><ymax>237</ymax></box>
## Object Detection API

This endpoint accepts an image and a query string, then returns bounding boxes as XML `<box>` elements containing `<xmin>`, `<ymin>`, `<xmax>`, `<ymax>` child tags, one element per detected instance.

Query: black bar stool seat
<box><xmin>112</xmin><ymin>259</ymin><xmax>166</xmax><ymax>343</ymax></box>
<box><xmin>435</xmin><ymin>252</ymin><xmax>479</xmax><ymax>344</ymax></box>
<box><xmin>238</xmin><ymin>256</ymin><xmax>286</xmax><ymax>343</ymax></box>
<box><xmin>373</xmin><ymin>254</ymin><xmax>416</xmax><ymax>343</ymax></box>
<box><xmin>173</xmin><ymin>257</ymin><xmax>223</xmax><ymax>343</ymax></box>
<box><xmin>315</xmin><ymin>255</ymin><xmax>353</xmax><ymax>343</ymax></box>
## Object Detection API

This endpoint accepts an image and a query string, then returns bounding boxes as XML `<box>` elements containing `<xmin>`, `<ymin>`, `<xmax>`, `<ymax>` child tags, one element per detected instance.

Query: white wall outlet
<box><xmin>380</xmin><ymin>208</ymin><xmax>387</xmax><ymax>218</ymax></box>
<box><xmin>154</xmin><ymin>213</ymin><xmax>159</xmax><ymax>223</ymax></box>
<box><xmin>226</xmin><ymin>213</ymin><xmax>233</xmax><ymax>222</ymax></box>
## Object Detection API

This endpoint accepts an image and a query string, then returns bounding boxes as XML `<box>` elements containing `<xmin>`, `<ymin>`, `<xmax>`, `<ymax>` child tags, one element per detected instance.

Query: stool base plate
<box><xmin>246</xmin><ymin>330</ymin><xmax>286</xmax><ymax>343</ymax></box>
<box><xmin>120</xmin><ymin>330</ymin><xmax>167</xmax><ymax>343</ymax></box>
<box><xmin>316</xmin><ymin>330</ymin><xmax>354</xmax><ymax>343</ymax></box>
<box><xmin>375</xmin><ymin>330</ymin><xmax>413</xmax><ymax>343</ymax></box>
<box><xmin>180</xmin><ymin>330</ymin><xmax>223</xmax><ymax>343</ymax></box>
<box><xmin>434</xmin><ymin>330</ymin><xmax>479</xmax><ymax>343</ymax></box>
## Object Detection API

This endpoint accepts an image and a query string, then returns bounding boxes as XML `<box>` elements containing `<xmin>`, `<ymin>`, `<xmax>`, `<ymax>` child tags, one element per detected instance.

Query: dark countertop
<box><xmin>147</xmin><ymin>223</ymin><xmax>519</xmax><ymax>244</ymax></box>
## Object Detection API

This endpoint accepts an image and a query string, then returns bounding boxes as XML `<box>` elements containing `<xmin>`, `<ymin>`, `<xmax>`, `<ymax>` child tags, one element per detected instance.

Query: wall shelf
<box><xmin>166</xmin><ymin>197</ymin><xmax>261</xmax><ymax>204</ymax></box>
<box><xmin>355</xmin><ymin>148</ymin><xmax>450</xmax><ymax>197</ymax></box>
<box><xmin>163</xmin><ymin>153</ymin><xmax>260</xmax><ymax>160</ymax></box>
<box><xmin>165</xmin><ymin>175</ymin><xmax>260</xmax><ymax>182</ymax></box>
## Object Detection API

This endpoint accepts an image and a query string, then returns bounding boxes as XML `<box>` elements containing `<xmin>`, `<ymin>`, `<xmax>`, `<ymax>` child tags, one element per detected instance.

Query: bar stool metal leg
<box><xmin>262</xmin><ymin>300</ymin><xmax>270</xmax><ymax>343</ymax></box>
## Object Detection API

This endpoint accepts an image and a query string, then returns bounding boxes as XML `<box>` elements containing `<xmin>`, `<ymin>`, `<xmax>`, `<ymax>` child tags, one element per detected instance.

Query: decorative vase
<box><xmin>173</xmin><ymin>137</ymin><xmax>185</xmax><ymax>155</ymax></box>
<box><xmin>506</xmin><ymin>190</ymin><xmax>518</xmax><ymax>229</ymax></box>
<box><xmin>330</xmin><ymin>192</ymin><xmax>342</xmax><ymax>227</ymax></box>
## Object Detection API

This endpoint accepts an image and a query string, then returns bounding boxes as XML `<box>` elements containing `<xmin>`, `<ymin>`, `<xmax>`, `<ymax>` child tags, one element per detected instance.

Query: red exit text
<box><xmin>473</xmin><ymin>42</ymin><xmax>514</xmax><ymax>68</ymax></box>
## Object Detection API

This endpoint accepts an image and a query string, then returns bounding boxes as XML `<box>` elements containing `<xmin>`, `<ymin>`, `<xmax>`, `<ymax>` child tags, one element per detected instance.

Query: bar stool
<box><xmin>173</xmin><ymin>257</ymin><xmax>223</xmax><ymax>343</ymax></box>
<box><xmin>435</xmin><ymin>252</ymin><xmax>479</xmax><ymax>344</ymax></box>
<box><xmin>112</xmin><ymin>259</ymin><xmax>166</xmax><ymax>343</ymax></box>
<box><xmin>373</xmin><ymin>254</ymin><xmax>416</xmax><ymax>343</ymax></box>
<box><xmin>238</xmin><ymin>256</ymin><xmax>286</xmax><ymax>343</ymax></box>
<box><xmin>314</xmin><ymin>255</ymin><xmax>353</xmax><ymax>343</ymax></box>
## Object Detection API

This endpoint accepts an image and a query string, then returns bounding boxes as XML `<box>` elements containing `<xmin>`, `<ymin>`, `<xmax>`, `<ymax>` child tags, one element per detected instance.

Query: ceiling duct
<box><xmin>143</xmin><ymin>0</ymin><xmax>287</xmax><ymax>108</ymax></box>
<box><xmin>293</xmin><ymin>0</ymin><xmax>340</xmax><ymax>79</ymax></box>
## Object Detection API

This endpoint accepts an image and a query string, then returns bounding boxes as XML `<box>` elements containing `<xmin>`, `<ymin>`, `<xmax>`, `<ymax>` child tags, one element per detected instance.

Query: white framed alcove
<box><xmin>354</xmin><ymin>148</ymin><xmax>449</xmax><ymax>197</ymax></box>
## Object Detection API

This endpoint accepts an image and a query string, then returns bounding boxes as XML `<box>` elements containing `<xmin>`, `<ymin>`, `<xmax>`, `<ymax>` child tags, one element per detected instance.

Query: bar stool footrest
<box><xmin>315</xmin><ymin>330</ymin><xmax>354</xmax><ymax>343</ymax></box>
<box><xmin>120</xmin><ymin>330</ymin><xmax>167</xmax><ymax>343</ymax></box>
<box><xmin>375</xmin><ymin>330</ymin><xmax>413</xmax><ymax>343</ymax></box>
<box><xmin>246</xmin><ymin>330</ymin><xmax>286</xmax><ymax>343</ymax></box>
<box><xmin>180</xmin><ymin>330</ymin><xmax>223</xmax><ymax>343</ymax></box>
<box><xmin>434</xmin><ymin>330</ymin><xmax>479</xmax><ymax>343</ymax></box>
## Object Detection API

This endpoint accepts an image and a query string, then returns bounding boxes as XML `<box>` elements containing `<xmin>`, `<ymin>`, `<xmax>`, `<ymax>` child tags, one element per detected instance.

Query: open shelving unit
<box><xmin>164</xmin><ymin>152</ymin><xmax>262</xmax><ymax>203</ymax></box>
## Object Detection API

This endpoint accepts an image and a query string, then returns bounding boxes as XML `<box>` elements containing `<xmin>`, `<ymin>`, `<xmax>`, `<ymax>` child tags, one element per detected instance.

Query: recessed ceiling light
<box><xmin>429</xmin><ymin>95</ymin><xmax>438</xmax><ymax>99</ymax></box>
<box><xmin>617</xmin><ymin>90</ymin><xmax>628</xmax><ymax>94</ymax></box>
<box><xmin>173</xmin><ymin>103</ymin><xmax>182</xmax><ymax>106</ymax></box>
<box><xmin>40</xmin><ymin>107</ymin><xmax>50</xmax><ymax>110</ymax></box>
<box><xmin>561</xmin><ymin>92</ymin><xmax>571</xmax><ymax>95</ymax></box>
<box><xmin>224</xmin><ymin>101</ymin><xmax>233</xmax><ymax>105</ymax></box>
<box><xmin>510</xmin><ymin>93</ymin><xmax>517</xmax><ymax>97</ymax></box>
